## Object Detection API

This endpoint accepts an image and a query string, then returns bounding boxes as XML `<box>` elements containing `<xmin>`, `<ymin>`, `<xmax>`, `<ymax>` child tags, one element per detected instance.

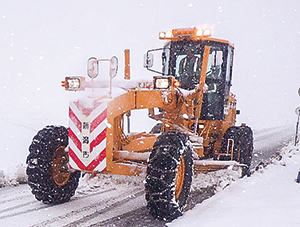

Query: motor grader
<box><xmin>26</xmin><ymin>27</ymin><xmax>253</xmax><ymax>221</ymax></box>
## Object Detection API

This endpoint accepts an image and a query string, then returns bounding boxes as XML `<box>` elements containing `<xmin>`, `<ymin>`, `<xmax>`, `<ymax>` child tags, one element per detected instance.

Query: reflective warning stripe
<box><xmin>68</xmin><ymin>100</ymin><xmax>107</xmax><ymax>172</ymax></box>
<box><xmin>90</xmin><ymin>109</ymin><xmax>107</xmax><ymax>133</ymax></box>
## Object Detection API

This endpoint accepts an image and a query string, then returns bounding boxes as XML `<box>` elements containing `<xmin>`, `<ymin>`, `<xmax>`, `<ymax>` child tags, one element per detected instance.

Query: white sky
<box><xmin>0</xmin><ymin>0</ymin><xmax>300</xmax><ymax>130</ymax></box>
<box><xmin>0</xmin><ymin>1</ymin><xmax>299</xmax><ymax>223</ymax></box>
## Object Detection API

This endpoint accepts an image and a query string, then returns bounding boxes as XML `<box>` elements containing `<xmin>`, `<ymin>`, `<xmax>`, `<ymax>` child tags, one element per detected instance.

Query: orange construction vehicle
<box><xmin>26</xmin><ymin>27</ymin><xmax>253</xmax><ymax>221</ymax></box>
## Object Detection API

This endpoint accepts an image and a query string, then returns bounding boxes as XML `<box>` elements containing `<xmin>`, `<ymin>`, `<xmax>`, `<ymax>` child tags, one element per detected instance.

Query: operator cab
<box><xmin>145</xmin><ymin>28</ymin><xmax>234</xmax><ymax>121</ymax></box>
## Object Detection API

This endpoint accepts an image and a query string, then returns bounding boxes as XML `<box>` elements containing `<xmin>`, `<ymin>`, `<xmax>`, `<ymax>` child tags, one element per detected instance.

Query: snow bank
<box><xmin>0</xmin><ymin>164</ymin><xmax>27</xmax><ymax>187</ymax></box>
<box><xmin>14</xmin><ymin>164</ymin><xmax>28</xmax><ymax>184</ymax></box>
<box><xmin>0</xmin><ymin>170</ymin><xmax>10</xmax><ymax>188</ymax></box>
<box><xmin>78</xmin><ymin>173</ymin><xmax>145</xmax><ymax>191</ymax></box>
<box><xmin>168</xmin><ymin>143</ymin><xmax>300</xmax><ymax>227</ymax></box>
<box><xmin>191</xmin><ymin>166</ymin><xmax>242</xmax><ymax>193</ymax></box>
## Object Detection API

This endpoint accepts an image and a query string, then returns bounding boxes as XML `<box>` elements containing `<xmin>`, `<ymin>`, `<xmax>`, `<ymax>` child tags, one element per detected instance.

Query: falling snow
<box><xmin>0</xmin><ymin>0</ymin><xmax>299</xmax><ymax>226</ymax></box>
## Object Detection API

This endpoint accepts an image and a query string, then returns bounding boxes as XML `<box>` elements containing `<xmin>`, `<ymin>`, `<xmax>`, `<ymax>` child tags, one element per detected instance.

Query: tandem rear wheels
<box><xmin>220</xmin><ymin>126</ymin><xmax>254</xmax><ymax>177</ymax></box>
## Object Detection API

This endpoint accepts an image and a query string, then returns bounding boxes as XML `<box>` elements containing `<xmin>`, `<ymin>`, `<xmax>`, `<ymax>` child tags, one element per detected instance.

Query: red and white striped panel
<box><xmin>68</xmin><ymin>99</ymin><xmax>107</xmax><ymax>172</ymax></box>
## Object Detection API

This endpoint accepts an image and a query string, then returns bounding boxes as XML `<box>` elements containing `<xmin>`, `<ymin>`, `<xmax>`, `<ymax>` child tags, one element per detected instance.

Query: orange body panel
<box><xmin>122</xmin><ymin>135</ymin><xmax>157</xmax><ymax>152</ymax></box>
<box><xmin>103</xmin><ymin>84</ymin><xmax>238</xmax><ymax>175</ymax></box>
<box><xmin>76</xmin><ymin>28</ymin><xmax>240</xmax><ymax>176</ymax></box>
<box><xmin>124</xmin><ymin>49</ymin><xmax>130</xmax><ymax>79</ymax></box>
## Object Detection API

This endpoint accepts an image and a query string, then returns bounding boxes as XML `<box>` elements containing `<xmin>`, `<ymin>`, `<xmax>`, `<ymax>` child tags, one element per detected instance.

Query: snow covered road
<box><xmin>251</xmin><ymin>125</ymin><xmax>294</xmax><ymax>168</ymax></box>
<box><xmin>0</xmin><ymin>176</ymin><xmax>146</xmax><ymax>227</ymax></box>
<box><xmin>0</xmin><ymin>125</ymin><xmax>295</xmax><ymax>226</ymax></box>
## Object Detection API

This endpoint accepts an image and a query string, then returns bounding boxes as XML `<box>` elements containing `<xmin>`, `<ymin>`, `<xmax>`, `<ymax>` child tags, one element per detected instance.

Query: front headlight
<box><xmin>61</xmin><ymin>76</ymin><xmax>85</xmax><ymax>91</ymax></box>
<box><xmin>154</xmin><ymin>77</ymin><xmax>172</xmax><ymax>89</ymax></box>
<box><xmin>68</xmin><ymin>78</ymin><xmax>81</xmax><ymax>89</ymax></box>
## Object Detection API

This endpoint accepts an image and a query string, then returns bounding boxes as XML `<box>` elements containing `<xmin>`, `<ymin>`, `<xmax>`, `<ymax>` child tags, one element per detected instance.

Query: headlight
<box><xmin>61</xmin><ymin>76</ymin><xmax>85</xmax><ymax>91</ymax></box>
<box><xmin>154</xmin><ymin>77</ymin><xmax>172</xmax><ymax>89</ymax></box>
<box><xmin>68</xmin><ymin>78</ymin><xmax>80</xmax><ymax>89</ymax></box>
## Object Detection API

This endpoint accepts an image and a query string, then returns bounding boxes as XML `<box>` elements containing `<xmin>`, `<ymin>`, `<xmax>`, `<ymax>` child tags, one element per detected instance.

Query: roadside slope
<box><xmin>169</xmin><ymin>143</ymin><xmax>300</xmax><ymax>227</ymax></box>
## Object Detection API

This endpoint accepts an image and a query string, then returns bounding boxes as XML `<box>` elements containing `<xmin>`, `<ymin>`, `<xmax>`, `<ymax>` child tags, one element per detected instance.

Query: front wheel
<box><xmin>145</xmin><ymin>131</ymin><xmax>193</xmax><ymax>221</ymax></box>
<box><xmin>26</xmin><ymin>125</ymin><xmax>80</xmax><ymax>204</ymax></box>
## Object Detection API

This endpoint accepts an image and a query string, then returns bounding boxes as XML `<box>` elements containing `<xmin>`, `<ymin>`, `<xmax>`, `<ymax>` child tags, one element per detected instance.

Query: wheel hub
<box><xmin>52</xmin><ymin>146</ymin><xmax>71</xmax><ymax>186</ymax></box>
<box><xmin>175</xmin><ymin>156</ymin><xmax>185</xmax><ymax>200</ymax></box>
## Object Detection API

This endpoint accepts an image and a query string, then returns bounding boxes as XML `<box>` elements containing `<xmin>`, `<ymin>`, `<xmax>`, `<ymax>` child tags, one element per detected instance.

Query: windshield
<box><xmin>168</xmin><ymin>40</ymin><xmax>204</xmax><ymax>90</ymax></box>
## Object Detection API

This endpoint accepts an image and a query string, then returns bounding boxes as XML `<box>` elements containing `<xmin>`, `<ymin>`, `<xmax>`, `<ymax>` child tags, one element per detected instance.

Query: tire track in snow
<box><xmin>0</xmin><ymin>187</ymin><xmax>116</xmax><ymax>222</ymax></box>
<box><xmin>0</xmin><ymin>201</ymin><xmax>38</xmax><ymax>215</ymax></box>
<box><xmin>0</xmin><ymin>193</ymin><xmax>32</xmax><ymax>205</ymax></box>
<box><xmin>0</xmin><ymin>203</ymin><xmax>49</xmax><ymax>221</ymax></box>
<box><xmin>0</xmin><ymin>185</ymin><xmax>32</xmax><ymax>204</ymax></box>
<box><xmin>63</xmin><ymin>189</ymin><xmax>145</xmax><ymax>227</ymax></box>
<box><xmin>30</xmin><ymin>188</ymin><xmax>143</xmax><ymax>227</ymax></box>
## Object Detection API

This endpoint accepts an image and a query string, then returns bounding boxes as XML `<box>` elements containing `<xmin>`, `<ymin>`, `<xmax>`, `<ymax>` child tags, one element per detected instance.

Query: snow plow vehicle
<box><xmin>26</xmin><ymin>27</ymin><xmax>253</xmax><ymax>221</ymax></box>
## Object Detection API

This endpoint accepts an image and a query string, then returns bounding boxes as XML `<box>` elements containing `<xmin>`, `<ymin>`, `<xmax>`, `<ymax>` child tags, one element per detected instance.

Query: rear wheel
<box><xmin>145</xmin><ymin>131</ymin><xmax>193</xmax><ymax>221</ymax></box>
<box><xmin>221</xmin><ymin>126</ymin><xmax>253</xmax><ymax>176</ymax></box>
<box><xmin>26</xmin><ymin>125</ymin><xmax>80</xmax><ymax>204</ymax></box>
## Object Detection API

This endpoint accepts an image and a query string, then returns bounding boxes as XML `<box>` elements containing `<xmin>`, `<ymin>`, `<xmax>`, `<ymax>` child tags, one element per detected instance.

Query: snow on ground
<box><xmin>78</xmin><ymin>172</ymin><xmax>145</xmax><ymax>191</ymax></box>
<box><xmin>0</xmin><ymin>125</ymin><xmax>298</xmax><ymax>226</ymax></box>
<box><xmin>168</xmin><ymin>143</ymin><xmax>300</xmax><ymax>227</ymax></box>
<box><xmin>0</xmin><ymin>164</ymin><xmax>27</xmax><ymax>187</ymax></box>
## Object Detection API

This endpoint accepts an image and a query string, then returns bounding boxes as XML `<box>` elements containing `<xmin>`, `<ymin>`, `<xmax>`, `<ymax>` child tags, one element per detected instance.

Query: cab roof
<box><xmin>159</xmin><ymin>27</ymin><xmax>234</xmax><ymax>47</ymax></box>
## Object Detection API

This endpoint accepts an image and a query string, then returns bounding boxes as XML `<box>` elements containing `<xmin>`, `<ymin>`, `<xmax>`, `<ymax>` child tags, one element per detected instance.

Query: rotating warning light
<box><xmin>159</xmin><ymin>27</ymin><xmax>211</xmax><ymax>40</ymax></box>
<box><xmin>202</xmin><ymin>28</ymin><xmax>211</xmax><ymax>36</ymax></box>
<box><xmin>196</xmin><ymin>29</ymin><xmax>204</xmax><ymax>36</ymax></box>
<box><xmin>159</xmin><ymin>31</ymin><xmax>173</xmax><ymax>39</ymax></box>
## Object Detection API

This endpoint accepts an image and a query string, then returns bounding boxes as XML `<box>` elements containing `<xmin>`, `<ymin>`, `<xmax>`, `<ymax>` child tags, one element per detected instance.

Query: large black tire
<box><xmin>145</xmin><ymin>131</ymin><xmax>193</xmax><ymax>221</ymax></box>
<box><xmin>221</xmin><ymin>126</ymin><xmax>253</xmax><ymax>176</ymax></box>
<box><xmin>26</xmin><ymin>125</ymin><xmax>80</xmax><ymax>204</ymax></box>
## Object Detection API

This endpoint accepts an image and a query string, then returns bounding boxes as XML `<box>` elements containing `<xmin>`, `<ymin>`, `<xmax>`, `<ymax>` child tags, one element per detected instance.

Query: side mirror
<box><xmin>87</xmin><ymin>57</ymin><xmax>99</xmax><ymax>78</ymax></box>
<box><xmin>298</xmin><ymin>87</ymin><xmax>300</xmax><ymax>96</ymax></box>
<box><xmin>110</xmin><ymin>56</ymin><xmax>118</xmax><ymax>78</ymax></box>
<box><xmin>143</xmin><ymin>53</ymin><xmax>154</xmax><ymax>68</ymax></box>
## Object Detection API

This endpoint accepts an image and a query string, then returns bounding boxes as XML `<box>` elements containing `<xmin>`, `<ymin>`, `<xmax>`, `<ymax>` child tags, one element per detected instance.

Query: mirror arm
<box><xmin>148</xmin><ymin>47</ymin><xmax>164</xmax><ymax>53</ymax></box>
<box><xmin>144</xmin><ymin>47</ymin><xmax>165</xmax><ymax>75</ymax></box>
<box><xmin>145</xmin><ymin>67</ymin><xmax>164</xmax><ymax>75</ymax></box>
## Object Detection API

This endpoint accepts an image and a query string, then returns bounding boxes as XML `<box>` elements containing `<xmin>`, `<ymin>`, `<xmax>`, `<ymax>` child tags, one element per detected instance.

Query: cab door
<box><xmin>200</xmin><ymin>43</ymin><xmax>233</xmax><ymax>120</ymax></box>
